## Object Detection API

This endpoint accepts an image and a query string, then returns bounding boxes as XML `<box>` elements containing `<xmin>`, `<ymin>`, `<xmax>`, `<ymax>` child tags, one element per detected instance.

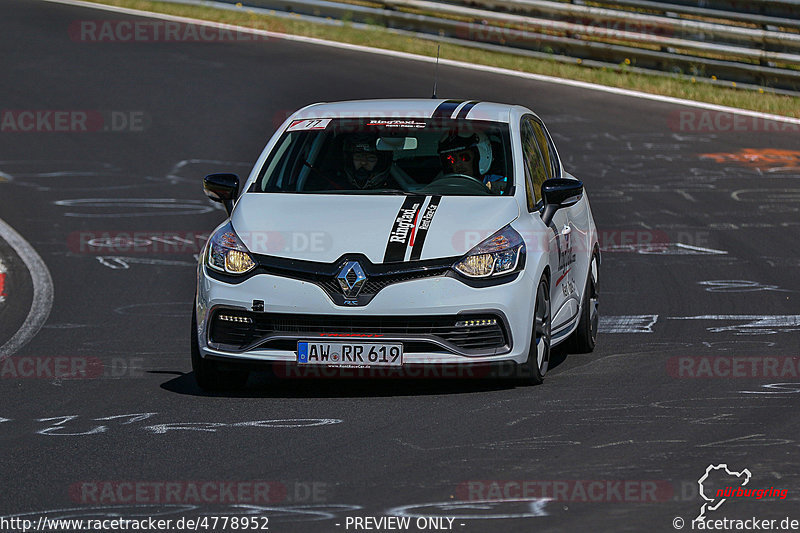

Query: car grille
<box><xmin>209</xmin><ymin>310</ymin><xmax>510</xmax><ymax>356</ymax></box>
<box><xmin>318</xmin><ymin>268</ymin><xmax>446</xmax><ymax>296</ymax></box>
<box><xmin>250</xmin><ymin>253</ymin><xmax>454</xmax><ymax>306</ymax></box>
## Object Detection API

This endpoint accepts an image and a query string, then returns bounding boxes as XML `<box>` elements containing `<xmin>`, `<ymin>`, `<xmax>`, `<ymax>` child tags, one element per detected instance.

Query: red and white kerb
<box><xmin>0</xmin><ymin>258</ymin><xmax>7</xmax><ymax>305</ymax></box>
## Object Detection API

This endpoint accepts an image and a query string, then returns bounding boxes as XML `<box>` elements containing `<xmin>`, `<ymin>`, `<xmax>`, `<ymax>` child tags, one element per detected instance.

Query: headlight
<box><xmin>206</xmin><ymin>222</ymin><xmax>256</xmax><ymax>275</ymax></box>
<box><xmin>454</xmin><ymin>225</ymin><xmax>525</xmax><ymax>278</ymax></box>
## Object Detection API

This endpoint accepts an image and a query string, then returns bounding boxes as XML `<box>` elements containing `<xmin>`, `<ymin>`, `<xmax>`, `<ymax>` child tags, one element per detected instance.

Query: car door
<box><xmin>520</xmin><ymin>116</ymin><xmax>571</xmax><ymax>330</ymax></box>
<box><xmin>534</xmin><ymin>118</ymin><xmax>590</xmax><ymax>317</ymax></box>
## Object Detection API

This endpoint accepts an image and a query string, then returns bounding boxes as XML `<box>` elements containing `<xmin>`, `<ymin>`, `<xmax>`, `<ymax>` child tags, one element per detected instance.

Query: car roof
<box><xmin>290</xmin><ymin>99</ymin><xmax>523</xmax><ymax>123</ymax></box>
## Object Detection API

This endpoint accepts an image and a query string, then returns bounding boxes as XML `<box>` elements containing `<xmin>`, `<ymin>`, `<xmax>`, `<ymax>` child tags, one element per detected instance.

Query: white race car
<box><xmin>192</xmin><ymin>99</ymin><xmax>599</xmax><ymax>389</ymax></box>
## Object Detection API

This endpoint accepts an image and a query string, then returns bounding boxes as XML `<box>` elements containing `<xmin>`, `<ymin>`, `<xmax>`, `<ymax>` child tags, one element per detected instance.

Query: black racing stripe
<box><xmin>456</xmin><ymin>101</ymin><xmax>479</xmax><ymax>119</ymax></box>
<box><xmin>409</xmin><ymin>196</ymin><xmax>441</xmax><ymax>261</ymax></box>
<box><xmin>431</xmin><ymin>99</ymin><xmax>463</xmax><ymax>119</ymax></box>
<box><xmin>383</xmin><ymin>195</ymin><xmax>426</xmax><ymax>263</ymax></box>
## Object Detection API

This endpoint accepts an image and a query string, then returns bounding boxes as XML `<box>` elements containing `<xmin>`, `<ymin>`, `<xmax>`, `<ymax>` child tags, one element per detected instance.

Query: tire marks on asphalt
<box><xmin>0</xmin><ymin>217</ymin><xmax>54</xmax><ymax>362</ymax></box>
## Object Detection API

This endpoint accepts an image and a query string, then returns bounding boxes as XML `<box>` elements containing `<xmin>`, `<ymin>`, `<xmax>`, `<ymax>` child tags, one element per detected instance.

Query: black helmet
<box><xmin>342</xmin><ymin>134</ymin><xmax>392</xmax><ymax>189</ymax></box>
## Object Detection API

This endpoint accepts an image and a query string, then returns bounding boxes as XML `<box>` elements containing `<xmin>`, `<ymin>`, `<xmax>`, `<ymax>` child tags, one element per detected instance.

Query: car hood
<box><xmin>230</xmin><ymin>193</ymin><xmax>520</xmax><ymax>264</ymax></box>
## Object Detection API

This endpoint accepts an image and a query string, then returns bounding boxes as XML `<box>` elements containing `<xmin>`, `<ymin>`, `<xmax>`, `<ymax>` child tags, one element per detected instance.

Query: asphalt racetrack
<box><xmin>1</xmin><ymin>1</ymin><xmax>799</xmax><ymax>532</ymax></box>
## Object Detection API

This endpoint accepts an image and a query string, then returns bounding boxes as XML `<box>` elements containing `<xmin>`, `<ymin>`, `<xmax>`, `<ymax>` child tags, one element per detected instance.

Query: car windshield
<box><xmin>249</xmin><ymin>118</ymin><xmax>514</xmax><ymax>196</ymax></box>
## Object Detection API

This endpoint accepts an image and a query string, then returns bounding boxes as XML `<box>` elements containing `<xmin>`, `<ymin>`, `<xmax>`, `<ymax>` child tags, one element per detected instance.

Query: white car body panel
<box><xmin>231</xmin><ymin>194</ymin><xmax>520</xmax><ymax>263</ymax></box>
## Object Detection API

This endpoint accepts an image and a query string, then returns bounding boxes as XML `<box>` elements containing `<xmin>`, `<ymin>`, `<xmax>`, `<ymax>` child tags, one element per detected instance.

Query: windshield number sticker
<box><xmin>287</xmin><ymin>119</ymin><xmax>331</xmax><ymax>131</ymax></box>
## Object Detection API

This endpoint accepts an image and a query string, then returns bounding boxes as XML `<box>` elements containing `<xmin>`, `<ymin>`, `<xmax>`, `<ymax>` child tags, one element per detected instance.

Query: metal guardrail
<box><xmin>380</xmin><ymin>0</ymin><xmax>800</xmax><ymax>61</ymax></box>
<box><xmin>165</xmin><ymin>0</ymin><xmax>800</xmax><ymax>93</ymax></box>
<box><xmin>618</xmin><ymin>0</ymin><xmax>800</xmax><ymax>21</ymax></box>
<box><xmin>583</xmin><ymin>0</ymin><xmax>800</xmax><ymax>31</ymax></box>
<box><xmin>453</xmin><ymin>0</ymin><xmax>800</xmax><ymax>46</ymax></box>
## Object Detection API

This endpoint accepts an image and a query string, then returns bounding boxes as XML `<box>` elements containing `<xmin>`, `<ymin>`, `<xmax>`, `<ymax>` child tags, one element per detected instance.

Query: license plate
<box><xmin>297</xmin><ymin>341</ymin><xmax>403</xmax><ymax>367</ymax></box>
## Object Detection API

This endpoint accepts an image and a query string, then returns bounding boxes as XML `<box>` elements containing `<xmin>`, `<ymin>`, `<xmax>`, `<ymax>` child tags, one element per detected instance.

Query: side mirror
<box><xmin>540</xmin><ymin>178</ymin><xmax>583</xmax><ymax>227</ymax></box>
<box><xmin>204</xmin><ymin>173</ymin><xmax>240</xmax><ymax>216</ymax></box>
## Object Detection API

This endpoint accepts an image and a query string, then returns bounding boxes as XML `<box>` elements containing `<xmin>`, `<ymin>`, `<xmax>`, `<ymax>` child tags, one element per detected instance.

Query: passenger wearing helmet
<box><xmin>341</xmin><ymin>134</ymin><xmax>394</xmax><ymax>190</ymax></box>
<box><xmin>438</xmin><ymin>131</ymin><xmax>508</xmax><ymax>194</ymax></box>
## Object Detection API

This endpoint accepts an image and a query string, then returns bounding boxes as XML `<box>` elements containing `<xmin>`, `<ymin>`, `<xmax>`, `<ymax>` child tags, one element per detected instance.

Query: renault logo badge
<box><xmin>337</xmin><ymin>261</ymin><xmax>367</xmax><ymax>298</ymax></box>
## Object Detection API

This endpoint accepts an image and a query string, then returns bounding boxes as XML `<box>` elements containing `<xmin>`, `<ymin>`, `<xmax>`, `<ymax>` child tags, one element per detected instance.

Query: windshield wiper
<box><xmin>370</xmin><ymin>189</ymin><xmax>414</xmax><ymax>195</ymax></box>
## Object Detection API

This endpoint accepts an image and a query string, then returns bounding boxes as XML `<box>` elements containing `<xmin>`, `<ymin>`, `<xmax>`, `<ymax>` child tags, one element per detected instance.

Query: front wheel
<box><xmin>569</xmin><ymin>254</ymin><xmax>599</xmax><ymax>353</ymax></box>
<box><xmin>519</xmin><ymin>276</ymin><xmax>551</xmax><ymax>385</ymax></box>
<box><xmin>191</xmin><ymin>307</ymin><xmax>249</xmax><ymax>391</ymax></box>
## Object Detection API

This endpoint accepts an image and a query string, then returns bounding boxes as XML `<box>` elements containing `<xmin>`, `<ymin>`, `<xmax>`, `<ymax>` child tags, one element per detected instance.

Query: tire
<box><xmin>191</xmin><ymin>307</ymin><xmax>249</xmax><ymax>391</ymax></box>
<box><xmin>518</xmin><ymin>276</ymin><xmax>551</xmax><ymax>385</ymax></box>
<box><xmin>569</xmin><ymin>254</ymin><xmax>599</xmax><ymax>353</ymax></box>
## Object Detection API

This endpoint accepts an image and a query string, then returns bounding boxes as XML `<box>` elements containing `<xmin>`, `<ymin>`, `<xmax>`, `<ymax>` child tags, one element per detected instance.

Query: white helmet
<box><xmin>438</xmin><ymin>130</ymin><xmax>492</xmax><ymax>175</ymax></box>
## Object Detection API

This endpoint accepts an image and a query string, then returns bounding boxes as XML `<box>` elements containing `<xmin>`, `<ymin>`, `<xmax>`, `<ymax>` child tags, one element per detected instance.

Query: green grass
<box><xmin>83</xmin><ymin>0</ymin><xmax>800</xmax><ymax>118</ymax></box>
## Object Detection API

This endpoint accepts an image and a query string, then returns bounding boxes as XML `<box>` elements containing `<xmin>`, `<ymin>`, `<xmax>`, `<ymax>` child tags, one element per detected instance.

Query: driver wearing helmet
<box><xmin>341</xmin><ymin>133</ymin><xmax>394</xmax><ymax>190</ymax></box>
<box><xmin>438</xmin><ymin>131</ymin><xmax>508</xmax><ymax>193</ymax></box>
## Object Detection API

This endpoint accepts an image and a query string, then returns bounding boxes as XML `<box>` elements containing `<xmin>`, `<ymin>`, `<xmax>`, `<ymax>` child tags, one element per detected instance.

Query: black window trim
<box><xmin>519</xmin><ymin>116</ymin><xmax>549</xmax><ymax>213</ymax></box>
<box><xmin>531</xmin><ymin>116</ymin><xmax>562</xmax><ymax>179</ymax></box>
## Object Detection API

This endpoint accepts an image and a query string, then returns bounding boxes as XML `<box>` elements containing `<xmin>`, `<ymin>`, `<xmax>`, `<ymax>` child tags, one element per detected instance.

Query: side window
<box><xmin>530</xmin><ymin>120</ymin><xmax>554</xmax><ymax>181</ymax></box>
<box><xmin>520</xmin><ymin>118</ymin><xmax>548</xmax><ymax>210</ymax></box>
<box><xmin>520</xmin><ymin>121</ymin><xmax>536</xmax><ymax>211</ymax></box>
<box><xmin>532</xmin><ymin>119</ymin><xmax>561</xmax><ymax>179</ymax></box>
<box><xmin>256</xmin><ymin>134</ymin><xmax>293</xmax><ymax>191</ymax></box>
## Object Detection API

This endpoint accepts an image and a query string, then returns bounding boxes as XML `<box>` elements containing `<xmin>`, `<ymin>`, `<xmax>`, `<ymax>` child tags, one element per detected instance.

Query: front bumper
<box><xmin>196</xmin><ymin>266</ymin><xmax>536</xmax><ymax>366</ymax></box>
